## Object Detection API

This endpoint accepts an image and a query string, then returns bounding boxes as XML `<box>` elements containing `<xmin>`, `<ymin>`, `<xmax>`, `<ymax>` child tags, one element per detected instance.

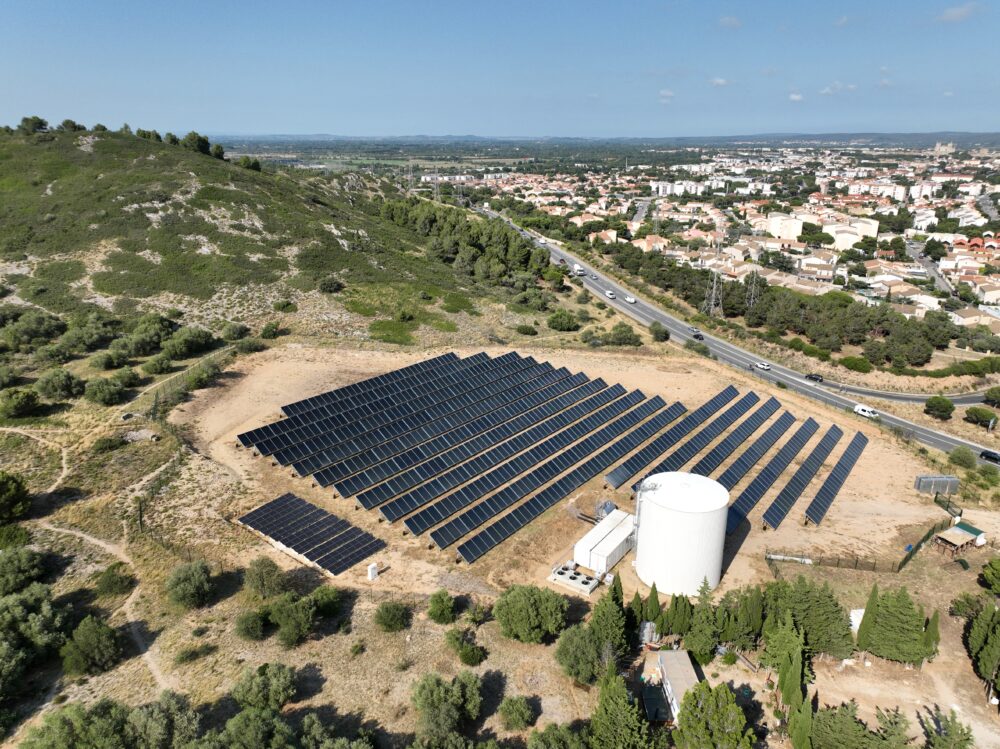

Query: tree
<box><xmin>0</xmin><ymin>471</ymin><xmax>31</xmax><ymax>524</ymax></box>
<box><xmin>856</xmin><ymin>583</ymin><xmax>878</xmax><ymax>652</ymax></box>
<box><xmin>789</xmin><ymin>697</ymin><xmax>812</xmax><ymax>749</ymax></box>
<box><xmin>181</xmin><ymin>131</ymin><xmax>211</xmax><ymax>154</ymax></box>
<box><xmin>411</xmin><ymin>671</ymin><xmax>481</xmax><ymax>743</ymax></box>
<box><xmin>125</xmin><ymin>690</ymin><xmax>201</xmax><ymax>748</ymax></box>
<box><xmin>873</xmin><ymin>707</ymin><xmax>911</xmax><ymax>749</ymax></box>
<box><xmin>498</xmin><ymin>695</ymin><xmax>535</xmax><ymax>730</ymax></box>
<box><xmin>925</xmin><ymin>708</ymin><xmax>974</xmax><ymax>749</ymax></box>
<box><xmin>493</xmin><ymin>585</ymin><xmax>567</xmax><ymax>643</ymax></box>
<box><xmin>165</xmin><ymin>560</ymin><xmax>213</xmax><ymax>609</ymax></box>
<box><xmin>527</xmin><ymin>723</ymin><xmax>588</xmax><ymax>749</ymax></box>
<box><xmin>588</xmin><ymin>670</ymin><xmax>649</xmax><ymax>749</ymax></box>
<box><xmin>18</xmin><ymin>116</ymin><xmax>48</xmax><ymax>134</ymax></box>
<box><xmin>984</xmin><ymin>386</ymin><xmax>1000</xmax><ymax>408</ymax></box>
<box><xmin>644</xmin><ymin>583</ymin><xmax>661</xmax><ymax>623</ymax></box>
<box><xmin>217</xmin><ymin>707</ymin><xmax>296</xmax><ymax>749</ymax></box>
<box><xmin>0</xmin><ymin>547</ymin><xmax>44</xmax><ymax>595</ymax></box>
<box><xmin>811</xmin><ymin>702</ymin><xmax>872</xmax><ymax>749</ymax></box>
<box><xmin>547</xmin><ymin>309</ymin><xmax>581</xmax><ymax>332</ymax></box>
<box><xmin>867</xmin><ymin>587</ymin><xmax>927</xmax><ymax>664</ymax></box>
<box><xmin>664</xmin><ymin>594</ymin><xmax>693</xmax><ymax>636</ymax></box>
<box><xmin>649</xmin><ymin>321</ymin><xmax>670</xmax><ymax>342</ymax></box>
<box><xmin>232</xmin><ymin>663</ymin><xmax>297</xmax><ymax>711</ymax></box>
<box><xmin>602</xmin><ymin>323</ymin><xmax>642</xmax><ymax>347</ymax></box>
<box><xmin>555</xmin><ymin>625</ymin><xmax>602</xmax><ymax>684</ymax></box>
<box><xmin>608</xmin><ymin>574</ymin><xmax>623</xmax><ymax>608</ymax></box>
<box><xmin>83</xmin><ymin>378</ymin><xmax>126</xmax><ymax>406</ymax></box>
<box><xmin>684</xmin><ymin>579</ymin><xmax>719</xmax><ymax>663</ymax></box>
<box><xmin>374</xmin><ymin>601</ymin><xmax>410</xmax><ymax>632</ymax></box>
<box><xmin>210</xmin><ymin>143</ymin><xmax>225</xmax><ymax>160</ymax></box>
<box><xmin>924</xmin><ymin>610</ymin><xmax>941</xmax><ymax>657</ymax></box>
<box><xmin>674</xmin><ymin>680</ymin><xmax>753</xmax><ymax>749</ymax></box>
<box><xmin>924</xmin><ymin>396</ymin><xmax>954</xmax><ymax>420</ymax></box>
<box><xmin>982</xmin><ymin>557</ymin><xmax>1000</xmax><ymax>594</ymax></box>
<box><xmin>244</xmin><ymin>557</ymin><xmax>287</xmax><ymax>598</ymax></box>
<box><xmin>428</xmin><ymin>589</ymin><xmax>456</xmax><ymax>624</ymax></box>
<box><xmin>35</xmin><ymin>368</ymin><xmax>84</xmax><ymax>400</ymax></box>
<box><xmin>60</xmin><ymin>615</ymin><xmax>121</xmax><ymax>674</ymax></box>
<box><xmin>589</xmin><ymin>590</ymin><xmax>627</xmax><ymax>660</ymax></box>
<box><xmin>269</xmin><ymin>593</ymin><xmax>316</xmax><ymax>647</ymax></box>
<box><xmin>964</xmin><ymin>405</ymin><xmax>997</xmax><ymax>428</ymax></box>
<box><xmin>0</xmin><ymin>387</ymin><xmax>40</xmax><ymax>417</ymax></box>
<box><xmin>948</xmin><ymin>446</ymin><xmax>977</xmax><ymax>470</ymax></box>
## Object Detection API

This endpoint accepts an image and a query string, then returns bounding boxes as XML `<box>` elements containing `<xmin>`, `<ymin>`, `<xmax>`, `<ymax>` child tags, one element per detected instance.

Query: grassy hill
<box><xmin>0</xmin><ymin>128</ymin><xmax>472</xmax><ymax>321</ymax></box>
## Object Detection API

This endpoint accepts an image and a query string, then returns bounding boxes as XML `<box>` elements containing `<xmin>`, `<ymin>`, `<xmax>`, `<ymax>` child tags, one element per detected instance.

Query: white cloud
<box><xmin>878</xmin><ymin>78</ymin><xmax>893</xmax><ymax>88</ymax></box>
<box><xmin>719</xmin><ymin>15</ymin><xmax>742</xmax><ymax>28</ymax></box>
<box><xmin>938</xmin><ymin>2</ymin><xmax>977</xmax><ymax>22</ymax></box>
<box><xmin>834</xmin><ymin>15</ymin><xmax>849</xmax><ymax>26</ymax></box>
<box><xmin>710</xmin><ymin>77</ymin><xmax>729</xmax><ymax>87</ymax></box>
<box><xmin>943</xmin><ymin>90</ymin><xmax>954</xmax><ymax>97</ymax></box>
<box><xmin>789</xmin><ymin>92</ymin><xmax>804</xmax><ymax>102</ymax></box>
<box><xmin>819</xmin><ymin>81</ymin><xmax>856</xmax><ymax>95</ymax></box>
<box><xmin>658</xmin><ymin>88</ymin><xmax>675</xmax><ymax>104</ymax></box>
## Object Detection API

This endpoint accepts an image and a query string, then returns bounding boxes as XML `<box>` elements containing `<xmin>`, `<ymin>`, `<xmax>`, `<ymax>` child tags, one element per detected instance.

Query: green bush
<box><xmin>84</xmin><ymin>377</ymin><xmax>126</xmax><ymax>405</ymax></box>
<box><xmin>166</xmin><ymin>560</ymin><xmax>214</xmax><ymax>609</ymax></box>
<box><xmin>965</xmin><ymin>406</ymin><xmax>997</xmax><ymax>427</ymax></box>
<box><xmin>493</xmin><ymin>585</ymin><xmax>567</xmax><ymax>643</ymax></box>
<box><xmin>0</xmin><ymin>524</ymin><xmax>30</xmax><ymax>549</ymax></box>
<box><xmin>0</xmin><ymin>388</ymin><xmax>40</xmax><ymax>417</ymax></box>
<box><xmin>260</xmin><ymin>321</ymin><xmax>281</xmax><ymax>339</ymax></box>
<box><xmin>649</xmin><ymin>321</ymin><xmax>670</xmax><ymax>342</ymax></box>
<box><xmin>142</xmin><ymin>354</ymin><xmax>172</xmax><ymax>375</ymax></box>
<box><xmin>221</xmin><ymin>322</ymin><xmax>250</xmax><ymax>341</ymax></box>
<box><xmin>683</xmin><ymin>340</ymin><xmax>711</xmax><ymax>358</ymax></box>
<box><xmin>269</xmin><ymin>593</ymin><xmax>316</xmax><ymax>647</ymax></box>
<box><xmin>161</xmin><ymin>327</ymin><xmax>215</xmax><ymax>359</ymax></box>
<box><xmin>112</xmin><ymin>366</ymin><xmax>140</xmax><ymax>388</ymax></box>
<box><xmin>499</xmin><ymin>695</ymin><xmax>535</xmax><ymax>731</ymax></box>
<box><xmin>272</xmin><ymin>300</ymin><xmax>297</xmax><ymax>313</ymax></box>
<box><xmin>949</xmin><ymin>446</ymin><xmax>977</xmax><ymax>470</ymax></box>
<box><xmin>840</xmin><ymin>356</ymin><xmax>873</xmax><ymax>373</ymax></box>
<box><xmin>445</xmin><ymin>628</ymin><xmax>487</xmax><ymax>666</ymax></box>
<box><xmin>428</xmin><ymin>589</ymin><xmax>456</xmax><ymax>625</ymax></box>
<box><xmin>60</xmin><ymin>615</ymin><xmax>122</xmax><ymax>675</ymax></box>
<box><xmin>95</xmin><ymin>562</ymin><xmax>135</xmax><ymax>597</ymax></box>
<box><xmin>34</xmin><ymin>368</ymin><xmax>84</xmax><ymax>400</ymax></box>
<box><xmin>515</xmin><ymin>324</ymin><xmax>538</xmax><ymax>336</ymax></box>
<box><xmin>184</xmin><ymin>361</ymin><xmax>221</xmax><ymax>390</ymax></box>
<box><xmin>374</xmin><ymin>601</ymin><xmax>411</xmax><ymax>632</ymax></box>
<box><xmin>0</xmin><ymin>472</ymin><xmax>31</xmax><ymax>524</ymax></box>
<box><xmin>547</xmin><ymin>309</ymin><xmax>581</xmax><ymax>332</ymax></box>
<box><xmin>90</xmin><ymin>350</ymin><xmax>129</xmax><ymax>370</ymax></box>
<box><xmin>234</xmin><ymin>338</ymin><xmax>266</xmax><ymax>354</ymax></box>
<box><xmin>232</xmin><ymin>663</ymin><xmax>297</xmax><ymax>711</ymax></box>
<box><xmin>0</xmin><ymin>547</ymin><xmax>44</xmax><ymax>595</ymax></box>
<box><xmin>173</xmin><ymin>643</ymin><xmax>217</xmax><ymax>664</ymax></box>
<box><xmin>0</xmin><ymin>366</ymin><xmax>17</xmax><ymax>390</ymax></box>
<box><xmin>235</xmin><ymin>610</ymin><xmax>267</xmax><ymax>641</ymax></box>
<box><xmin>985</xmin><ymin>386</ymin><xmax>1000</xmax><ymax>408</ymax></box>
<box><xmin>924</xmin><ymin>395</ymin><xmax>955</xmax><ymax>420</ymax></box>
<box><xmin>92</xmin><ymin>434</ymin><xmax>126</xmax><ymax>453</ymax></box>
<box><xmin>309</xmin><ymin>585</ymin><xmax>341</xmax><ymax>618</ymax></box>
<box><xmin>602</xmin><ymin>322</ymin><xmax>642</xmax><ymax>347</ymax></box>
<box><xmin>244</xmin><ymin>557</ymin><xmax>287</xmax><ymax>599</ymax></box>
<box><xmin>318</xmin><ymin>277</ymin><xmax>344</xmax><ymax>293</ymax></box>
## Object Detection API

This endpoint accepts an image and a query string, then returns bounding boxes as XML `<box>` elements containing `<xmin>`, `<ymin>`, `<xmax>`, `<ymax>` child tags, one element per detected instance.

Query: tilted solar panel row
<box><xmin>717</xmin><ymin>411</ymin><xmax>796</xmax><ymax>491</ymax></box>
<box><xmin>280</xmin><ymin>352</ymin><xmax>459</xmax><ymax>417</ymax></box>
<box><xmin>317</xmin><ymin>368</ymin><xmax>581</xmax><ymax>491</ymax></box>
<box><xmin>260</xmin><ymin>353</ymin><xmax>521</xmax><ymax>458</ymax></box>
<box><xmin>726</xmin><ymin>417</ymin><xmax>819</xmax><ymax>534</ymax></box>
<box><xmin>762</xmin><ymin>426</ymin><xmax>844</xmax><ymax>530</ymax></box>
<box><xmin>395</xmin><ymin>386</ymin><xmax>634</xmax><ymax>528</ymax></box>
<box><xmin>606</xmin><ymin>385</ymin><xmax>738</xmax><ymax>490</ymax></box>
<box><xmin>293</xmin><ymin>360</ymin><xmax>555</xmax><ymax>477</ymax></box>
<box><xmin>690</xmin><ymin>397</ymin><xmax>781</xmax><ymax>477</ymax></box>
<box><xmin>341</xmin><ymin>374</ymin><xmax>603</xmax><ymax>501</ymax></box>
<box><xmin>639</xmin><ymin>391</ymin><xmax>760</xmax><ymax>478</ymax></box>
<box><xmin>804</xmin><ymin>432</ymin><xmax>868</xmax><ymax>526</ymax></box>
<box><xmin>429</xmin><ymin>395</ymin><xmax>664</xmax><ymax>549</ymax></box>
<box><xmin>238</xmin><ymin>492</ymin><xmax>299</xmax><ymax>526</ymax></box>
<box><xmin>455</xmin><ymin>403</ymin><xmax>683</xmax><ymax>564</ymax></box>
<box><xmin>237</xmin><ymin>352</ymin><xmax>473</xmax><ymax>447</ymax></box>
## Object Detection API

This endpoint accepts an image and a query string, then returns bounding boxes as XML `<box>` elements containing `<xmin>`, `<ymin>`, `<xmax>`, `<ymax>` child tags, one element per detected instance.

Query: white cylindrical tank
<box><xmin>634</xmin><ymin>472</ymin><xmax>728</xmax><ymax>596</ymax></box>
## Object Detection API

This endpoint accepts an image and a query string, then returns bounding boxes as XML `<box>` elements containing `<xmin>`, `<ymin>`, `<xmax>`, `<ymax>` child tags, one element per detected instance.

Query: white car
<box><xmin>624</xmin><ymin>295</ymin><xmax>636</xmax><ymax>304</ymax></box>
<box><xmin>853</xmin><ymin>404</ymin><xmax>879</xmax><ymax>419</ymax></box>
<box><xmin>755</xmin><ymin>362</ymin><xmax>771</xmax><ymax>371</ymax></box>
<box><xmin>604</xmin><ymin>290</ymin><xmax>616</xmax><ymax>300</ymax></box>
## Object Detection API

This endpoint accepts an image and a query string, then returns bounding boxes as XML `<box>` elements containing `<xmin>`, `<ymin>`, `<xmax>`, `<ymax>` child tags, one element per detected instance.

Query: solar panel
<box><xmin>803</xmin><ymin>431</ymin><xmax>868</xmax><ymax>526</ymax></box>
<box><xmin>762</xmin><ymin>426</ymin><xmax>843</xmax><ymax>530</ymax></box>
<box><xmin>605</xmin><ymin>385</ymin><xmax>738</xmax><ymax>490</ymax></box>
<box><xmin>717</xmin><ymin>411</ymin><xmax>796</xmax><ymax>491</ymax></box>
<box><xmin>395</xmin><ymin>387</ymin><xmax>641</xmax><ymax>530</ymax></box>
<box><xmin>690</xmin><ymin>397</ymin><xmax>780</xmax><ymax>476</ymax></box>
<box><xmin>429</xmin><ymin>395</ymin><xmax>665</xmax><ymax>548</ymax></box>
<box><xmin>726</xmin><ymin>417</ymin><xmax>818</xmax><ymax>534</ymax></box>
<box><xmin>329</xmin><ymin>373</ymin><xmax>597</xmax><ymax>496</ymax></box>
<box><xmin>239</xmin><ymin>494</ymin><xmax>383</xmax><ymax>576</ymax></box>
<box><xmin>454</xmin><ymin>404</ymin><xmax>683</xmax><ymax>564</ymax></box>
<box><xmin>636</xmin><ymin>391</ymin><xmax>760</xmax><ymax>477</ymax></box>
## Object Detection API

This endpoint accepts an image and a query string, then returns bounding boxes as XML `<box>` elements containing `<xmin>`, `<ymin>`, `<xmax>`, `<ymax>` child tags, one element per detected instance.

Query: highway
<box><xmin>482</xmin><ymin>208</ymin><xmax>997</xmax><ymax>462</ymax></box>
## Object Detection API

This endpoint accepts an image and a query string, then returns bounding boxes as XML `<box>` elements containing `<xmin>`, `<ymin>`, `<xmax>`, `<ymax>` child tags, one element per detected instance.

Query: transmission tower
<box><xmin>745</xmin><ymin>271</ymin><xmax>761</xmax><ymax>310</ymax></box>
<box><xmin>406</xmin><ymin>162</ymin><xmax>413</xmax><ymax>195</ymax></box>
<box><xmin>433</xmin><ymin>170</ymin><xmax>440</xmax><ymax>202</ymax></box>
<box><xmin>703</xmin><ymin>269</ymin><xmax>721</xmax><ymax>317</ymax></box>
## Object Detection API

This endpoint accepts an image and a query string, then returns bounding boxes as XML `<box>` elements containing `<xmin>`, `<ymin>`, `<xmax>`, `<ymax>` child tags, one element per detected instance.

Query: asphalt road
<box><xmin>482</xmin><ymin>208</ymin><xmax>996</xmax><ymax>462</ymax></box>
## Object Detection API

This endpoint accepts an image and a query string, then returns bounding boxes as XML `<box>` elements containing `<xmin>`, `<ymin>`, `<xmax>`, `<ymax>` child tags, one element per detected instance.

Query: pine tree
<box><xmin>974</xmin><ymin>627</ymin><xmax>1000</xmax><ymax>684</ymax></box>
<box><xmin>761</xmin><ymin>611</ymin><xmax>799</xmax><ymax>672</ymax></box>
<box><xmin>923</xmin><ymin>610</ymin><xmax>941</xmax><ymax>659</ymax></box>
<box><xmin>609</xmin><ymin>574</ymin><xmax>624</xmax><ymax>609</ymax></box>
<box><xmin>870</xmin><ymin>588</ymin><xmax>927</xmax><ymax>664</ymax></box>
<box><xmin>684</xmin><ymin>579</ymin><xmax>719</xmax><ymax>664</ymax></box>
<box><xmin>668</xmin><ymin>595</ymin><xmax>693</xmax><ymax>636</ymax></box>
<box><xmin>781</xmin><ymin>636</ymin><xmax>804</xmax><ymax>710</ymax></box>
<box><xmin>588</xmin><ymin>669</ymin><xmax>649</xmax><ymax>749</ymax></box>
<box><xmin>856</xmin><ymin>583</ymin><xmax>879</xmax><ymax>652</ymax></box>
<box><xmin>926</xmin><ymin>709</ymin><xmax>974</xmax><ymax>749</ymax></box>
<box><xmin>788</xmin><ymin>695</ymin><xmax>812</xmax><ymax>749</ymax></box>
<box><xmin>590</xmin><ymin>590</ymin><xmax>627</xmax><ymax>660</ymax></box>
<box><xmin>644</xmin><ymin>583</ymin><xmax>661</xmax><ymax>623</ymax></box>
<box><xmin>627</xmin><ymin>590</ymin><xmax>643</xmax><ymax>638</ymax></box>
<box><xmin>674</xmin><ymin>680</ymin><xmax>754</xmax><ymax>749</ymax></box>
<box><xmin>874</xmin><ymin>707</ymin><xmax>911</xmax><ymax>749</ymax></box>
<box><xmin>967</xmin><ymin>603</ymin><xmax>998</xmax><ymax>660</ymax></box>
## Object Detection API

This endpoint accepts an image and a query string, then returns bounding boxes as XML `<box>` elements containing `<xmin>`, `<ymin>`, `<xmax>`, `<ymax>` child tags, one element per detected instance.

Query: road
<box><xmin>632</xmin><ymin>198</ymin><xmax>651</xmax><ymax>226</ymax></box>
<box><xmin>909</xmin><ymin>239</ymin><xmax>953</xmax><ymax>294</ymax></box>
<box><xmin>484</xmin><ymin>208</ymin><xmax>996</xmax><ymax>462</ymax></box>
<box><xmin>979</xmin><ymin>194</ymin><xmax>999</xmax><ymax>223</ymax></box>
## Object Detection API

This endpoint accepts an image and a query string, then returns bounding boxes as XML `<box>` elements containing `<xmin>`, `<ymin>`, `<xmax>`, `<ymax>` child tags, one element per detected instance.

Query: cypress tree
<box><xmin>609</xmin><ymin>574</ymin><xmax>623</xmax><ymax>609</ymax></box>
<box><xmin>974</xmin><ymin>627</ymin><xmax>1000</xmax><ymax>684</ymax></box>
<box><xmin>788</xmin><ymin>695</ymin><xmax>812</xmax><ymax>749</ymax></box>
<box><xmin>590</xmin><ymin>590</ymin><xmax>627</xmax><ymax>660</ymax></box>
<box><xmin>628</xmin><ymin>590</ymin><xmax>644</xmax><ymax>629</ymax></box>
<box><xmin>967</xmin><ymin>603</ymin><xmax>998</xmax><ymax>659</ymax></box>
<box><xmin>644</xmin><ymin>583</ymin><xmax>661</xmax><ymax>623</ymax></box>
<box><xmin>874</xmin><ymin>707</ymin><xmax>910</xmax><ymax>749</ymax></box>
<box><xmin>870</xmin><ymin>588</ymin><xmax>926</xmax><ymax>664</ymax></box>
<box><xmin>923</xmin><ymin>610</ymin><xmax>940</xmax><ymax>659</ymax></box>
<box><xmin>856</xmin><ymin>583</ymin><xmax>879</xmax><ymax>652</ymax></box>
<box><xmin>670</xmin><ymin>595</ymin><xmax>693</xmax><ymax>636</ymax></box>
<box><xmin>589</xmin><ymin>668</ymin><xmax>649</xmax><ymax>749</ymax></box>
<box><xmin>684</xmin><ymin>579</ymin><xmax>719</xmax><ymax>664</ymax></box>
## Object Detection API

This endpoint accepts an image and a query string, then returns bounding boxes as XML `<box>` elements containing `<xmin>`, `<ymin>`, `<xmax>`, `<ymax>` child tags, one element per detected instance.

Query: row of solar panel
<box><xmin>690</xmin><ymin>397</ymin><xmax>781</xmax><ymax>477</ymax></box>
<box><xmin>338</xmin><ymin>375</ymin><xmax>602</xmax><ymax>500</ymax></box>
<box><xmin>238</xmin><ymin>352</ymin><xmax>470</xmax><ymax>446</ymax></box>
<box><xmin>281</xmin><ymin>352</ymin><xmax>459</xmax><ymax>417</ymax></box>
<box><xmin>804</xmin><ymin>432</ymin><xmax>868</xmax><ymax>526</ymax></box>
<box><xmin>256</xmin><ymin>353</ymin><xmax>499</xmax><ymax>456</ymax></box>
<box><xmin>372</xmin><ymin>384</ymin><xmax>624</xmax><ymax>517</ymax></box>
<box><xmin>430</xmin><ymin>395</ymin><xmax>667</xmax><ymax>548</ymax></box>
<box><xmin>264</xmin><ymin>353</ymin><xmax>528</xmax><ymax>460</ymax></box>
<box><xmin>403</xmin><ymin>390</ymin><xmax>647</xmax><ymax>536</ymax></box>
<box><xmin>238</xmin><ymin>494</ymin><xmax>385</xmax><ymax>575</ymax></box>
<box><xmin>316</xmin><ymin>368</ymin><xmax>582</xmax><ymax>491</ymax></box>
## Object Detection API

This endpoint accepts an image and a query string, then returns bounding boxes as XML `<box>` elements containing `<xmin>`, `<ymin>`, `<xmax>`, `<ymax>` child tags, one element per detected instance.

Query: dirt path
<box><xmin>0</xmin><ymin>427</ymin><xmax>70</xmax><ymax>494</ymax></box>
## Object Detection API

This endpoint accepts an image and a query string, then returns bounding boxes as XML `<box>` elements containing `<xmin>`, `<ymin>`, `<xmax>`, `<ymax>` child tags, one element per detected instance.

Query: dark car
<box><xmin>981</xmin><ymin>450</ymin><xmax>1000</xmax><ymax>465</ymax></box>
<box><xmin>805</xmin><ymin>373</ymin><xmax>824</xmax><ymax>383</ymax></box>
<box><xmin>692</xmin><ymin>333</ymin><xmax>705</xmax><ymax>341</ymax></box>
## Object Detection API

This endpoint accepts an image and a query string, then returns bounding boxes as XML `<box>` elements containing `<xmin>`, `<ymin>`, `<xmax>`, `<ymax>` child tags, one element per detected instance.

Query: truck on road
<box><xmin>572</xmin><ymin>263</ymin><xmax>586</xmax><ymax>277</ymax></box>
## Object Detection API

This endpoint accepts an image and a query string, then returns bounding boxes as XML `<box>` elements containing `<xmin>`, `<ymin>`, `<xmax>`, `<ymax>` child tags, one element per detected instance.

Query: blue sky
<box><xmin>1</xmin><ymin>0</ymin><xmax>997</xmax><ymax>137</ymax></box>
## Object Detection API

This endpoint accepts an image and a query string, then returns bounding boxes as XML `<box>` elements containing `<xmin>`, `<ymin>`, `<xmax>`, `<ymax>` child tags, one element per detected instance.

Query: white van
<box><xmin>604</xmin><ymin>290</ymin><xmax>616</xmax><ymax>300</ymax></box>
<box><xmin>853</xmin><ymin>404</ymin><xmax>879</xmax><ymax>419</ymax></box>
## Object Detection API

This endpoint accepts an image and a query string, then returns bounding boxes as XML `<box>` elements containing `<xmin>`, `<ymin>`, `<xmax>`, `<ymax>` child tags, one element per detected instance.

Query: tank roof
<box><xmin>637</xmin><ymin>471</ymin><xmax>729</xmax><ymax>514</ymax></box>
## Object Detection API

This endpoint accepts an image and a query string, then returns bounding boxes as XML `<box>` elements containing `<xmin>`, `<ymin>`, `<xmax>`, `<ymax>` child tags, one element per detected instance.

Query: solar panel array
<box><xmin>804</xmin><ymin>432</ymin><xmax>868</xmax><ymax>526</ymax></box>
<box><xmin>239</xmin><ymin>494</ymin><xmax>385</xmax><ymax>575</ymax></box>
<box><xmin>762</xmin><ymin>426</ymin><xmax>843</xmax><ymax>530</ymax></box>
<box><xmin>236</xmin><ymin>351</ymin><xmax>872</xmax><ymax>568</ymax></box>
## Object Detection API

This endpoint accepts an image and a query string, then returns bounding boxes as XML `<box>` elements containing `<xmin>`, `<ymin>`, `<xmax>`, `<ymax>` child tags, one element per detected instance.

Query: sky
<box><xmin>1</xmin><ymin>0</ymin><xmax>998</xmax><ymax>137</ymax></box>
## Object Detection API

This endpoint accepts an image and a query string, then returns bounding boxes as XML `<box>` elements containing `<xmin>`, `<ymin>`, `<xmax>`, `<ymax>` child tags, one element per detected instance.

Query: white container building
<box><xmin>635</xmin><ymin>472</ymin><xmax>729</xmax><ymax>596</ymax></box>
<box><xmin>574</xmin><ymin>509</ymin><xmax>634</xmax><ymax>574</ymax></box>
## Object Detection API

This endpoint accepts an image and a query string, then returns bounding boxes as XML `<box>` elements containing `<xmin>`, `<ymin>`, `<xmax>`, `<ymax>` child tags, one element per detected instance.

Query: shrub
<box><xmin>555</xmin><ymin>624</ymin><xmax>602</xmax><ymax>684</ymax></box>
<box><xmin>184</xmin><ymin>361</ymin><xmax>221</xmax><ymax>390</ymax></box>
<box><xmin>174</xmin><ymin>643</ymin><xmax>217</xmax><ymax>664</ymax></box>
<box><xmin>0</xmin><ymin>547</ymin><xmax>44</xmax><ymax>595</ymax></box>
<box><xmin>234</xmin><ymin>338</ymin><xmax>266</xmax><ymax>354</ymax></box>
<box><xmin>161</xmin><ymin>327</ymin><xmax>214</xmax><ymax>359</ymax></box>
<box><xmin>428</xmin><ymin>589</ymin><xmax>456</xmax><ymax>624</ymax></box>
<box><xmin>84</xmin><ymin>378</ymin><xmax>126</xmax><ymax>406</ymax></box>
<box><xmin>0</xmin><ymin>387</ymin><xmax>40</xmax><ymax>417</ymax></box>
<box><xmin>985</xmin><ymin>386</ymin><xmax>1000</xmax><ymax>408</ymax></box>
<box><xmin>244</xmin><ymin>557</ymin><xmax>287</xmax><ymax>599</ymax></box>
<box><xmin>269</xmin><ymin>593</ymin><xmax>316</xmax><ymax>647</ymax></box>
<box><xmin>309</xmin><ymin>585</ymin><xmax>341</xmax><ymax>617</ymax></box>
<box><xmin>924</xmin><ymin>395</ymin><xmax>955</xmax><ymax>420</ymax></box>
<box><xmin>374</xmin><ymin>601</ymin><xmax>411</xmax><ymax>632</ymax></box>
<box><xmin>350</xmin><ymin>639</ymin><xmax>365</xmax><ymax>657</ymax></box>
<box><xmin>515</xmin><ymin>324</ymin><xmax>538</xmax><ymax>336</ymax></box>
<box><xmin>840</xmin><ymin>356</ymin><xmax>873</xmax><ymax>373</ymax></box>
<box><xmin>499</xmin><ymin>695</ymin><xmax>535</xmax><ymax>731</ymax></box>
<box><xmin>965</xmin><ymin>406</ymin><xmax>997</xmax><ymax>428</ymax></box>
<box><xmin>60</xmin><ymin>615</ymin><xmax>121</xmax><ymax>675</ymax></box>
<box><xmin>982</xmin><ymin>558</ymin><xmax>1000</xmax><ymax>595</ymax></box>
<box><xmin>34</xmin><ymin>368</ymin><xmax>84</xmax><ymax>400</ymax></box>
<box><xmin>318</xmin><ymin>277</ymin><xmax>344</xmax><ymax>294</ymax></box>
<box><xmin>0</xmin><ymin>472</ymin><xmax>31</xmax><ymax>524</ymax></box>
<box><xmin>272</xmin><ymin>300</ymin><xmax>297</xmax><ymax>313</ymax></box>
<box><xmin>260</xmin><ymin>321</ymin><xmax>281</xmax><ymax>339</ymax></box>
<box><xmin>445</xmin><ymin>627</ymin><xmax>487</xmax><ymax>665</ymax></box>
<box><xmin>602</xmin><ymin>322</ymin><xmax>641</xmax><ymax>347</ymax></box>
<box><xmin>142</xmin><ymin>354</ymin><xmax>172</xmax><ymax>375</ymax></box>
<box><xmin>221</xmin><ymin>322</ymin><xmax>250</xmax><ymax>341</ymax></box>
<box><xmin>949</xmin><ymin>446</ymin><xmax>977</xmax><ymax>469</ymax></box>
<box><xmin>90</xmin><ymin>350</ymin><xmax>128</xmax><ymax>370</ymax></box>
<box><xmin>649</xmin><ymin>321</ymin><xmax>670</xmax><ymax>342</ymax></box>
<box><xmin>0</xmin><ymin>524</ymin><xmax>30</xmax><ymax>549</ymax></box>
<box><xmin>92</xmin><ymin>434</ymin><xmax>126</xmax><ymax>453</ymax></box>
<box><xmin>493</xmin><ymin>585</ymin><xmax>567</xmax><ymax>643</ymax></box>
<box><xmin>112</xmin><ymin>367</ymin><xmax>140</xmax><ymax>388</ymax></box>
<box><xmin>684</xmin><ymin>340</ymin><xmax>711</xmax><ymax>357</ymax></box>
<box><xmin>0</xmin><ymin>366</ymin><xmax>16</xmax><ymax>389</ymax></box>
<box><xmin>232</xmin><ymin>663</ymin><xmax>297</xmax><ymax>711</ymax></box>
<box><xmin>235</xmin><ymin>610</ymin><xmax>267</xmax><ymax>641</ymax></box>
<box><xmin>166</xmin><ymin>561</ymin><xmax>214</xmax><ymax>609</ymax></box>
<box><xmin>95</xmin><ymin>562</ymin><xmax>135</xmax><ymax>597</ymax></box>
<box><xmin>547</xmin><ymin>309</ymin><xmax>580</xmax><ymax>332</ymax></box>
